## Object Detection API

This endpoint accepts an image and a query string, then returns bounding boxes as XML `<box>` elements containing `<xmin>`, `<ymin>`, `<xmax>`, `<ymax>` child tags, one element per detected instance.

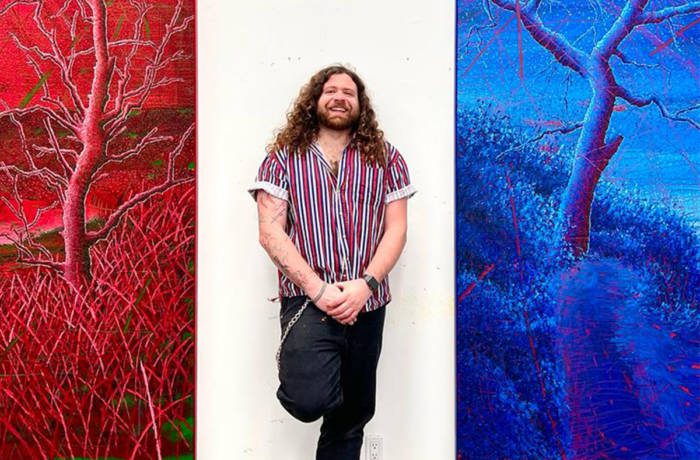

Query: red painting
<box><xmin>0</xmin><ymin>0</ymin><xmax>195</xmax><ymax>457</ymax></box>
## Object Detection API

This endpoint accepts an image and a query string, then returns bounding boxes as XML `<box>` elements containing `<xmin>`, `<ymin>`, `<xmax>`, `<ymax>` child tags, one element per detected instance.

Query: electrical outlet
<box><xmin>366</xmin><ymin>435</ymin><xmax>383</xmax><ymax>460</ymax></box>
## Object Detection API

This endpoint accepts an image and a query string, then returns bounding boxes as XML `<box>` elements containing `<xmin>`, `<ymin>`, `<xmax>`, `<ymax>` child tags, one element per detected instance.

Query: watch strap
<box><xmin>363</xmin><ymin>274</ymin><xmax>379</xmax><ymax>292</ymax></box>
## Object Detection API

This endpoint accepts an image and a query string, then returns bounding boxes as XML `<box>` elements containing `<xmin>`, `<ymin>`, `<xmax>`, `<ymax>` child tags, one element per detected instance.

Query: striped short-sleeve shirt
<box><xmin>249</xmin><ymin>141</ymin><xmax>416</xmax><ymax>312</ymax></box>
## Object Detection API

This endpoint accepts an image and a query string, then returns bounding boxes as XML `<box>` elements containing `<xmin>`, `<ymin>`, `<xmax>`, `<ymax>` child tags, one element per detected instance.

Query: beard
<box><xmin>317</xmin><ymin>104</ymin><xmax>359</xmax><ymax>131</ymax></box>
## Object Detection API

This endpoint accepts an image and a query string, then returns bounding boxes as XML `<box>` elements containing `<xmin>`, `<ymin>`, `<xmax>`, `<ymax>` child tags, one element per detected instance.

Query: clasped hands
<box><xmin>312</xmin><ymin>279</ymin><xmax>372</xmax><ymax>325</ymax></box>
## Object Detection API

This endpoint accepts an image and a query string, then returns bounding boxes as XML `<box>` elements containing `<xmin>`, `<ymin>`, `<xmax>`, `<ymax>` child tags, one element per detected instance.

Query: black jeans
<box><xmin>277</xmin><ymin>296</ymin><xmax>386</xmax><ymax>460</ymax></box>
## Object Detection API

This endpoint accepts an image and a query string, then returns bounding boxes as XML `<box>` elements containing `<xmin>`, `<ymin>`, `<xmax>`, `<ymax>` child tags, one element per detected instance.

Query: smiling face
<box><xmin>316</xmin><ymin>73</ymin><xmax>360</xmax><ymax>131</ymax></box>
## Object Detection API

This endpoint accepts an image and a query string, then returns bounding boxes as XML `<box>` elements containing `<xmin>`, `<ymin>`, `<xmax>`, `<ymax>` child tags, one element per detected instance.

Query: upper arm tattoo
<box><xmin>257</xmin><ymin>191</ymin><xmax>288</xmax><ymax>226</ymax></box>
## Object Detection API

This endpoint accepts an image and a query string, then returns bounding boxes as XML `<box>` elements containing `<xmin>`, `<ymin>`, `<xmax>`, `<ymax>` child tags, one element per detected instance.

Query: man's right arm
<box><xmin>256</xmin><ymin>190</ymin><xmax>342</xmax><ymax>311</ymax></box>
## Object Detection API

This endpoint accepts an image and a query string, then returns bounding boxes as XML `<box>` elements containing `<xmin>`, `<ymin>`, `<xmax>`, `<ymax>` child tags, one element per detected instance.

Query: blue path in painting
<box><xmin>558</xmin><ymin>258</ymin><xmax>699</xmax><ymax>459</ymax></box>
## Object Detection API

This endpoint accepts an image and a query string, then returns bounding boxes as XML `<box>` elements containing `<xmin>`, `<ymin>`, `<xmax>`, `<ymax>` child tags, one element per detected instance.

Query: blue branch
<box><xmin>638</xmin><ymin>2</ymin><xmax>700</xmax><ymax>24</ymax></box>
<box><xmin>595</xmin><ymin>0</ymin><xmax>648</xmax><ymax>57</ymax></box>
<box><xmin>490</xmin><ymin>0</ymin><xmax>590</xmax><ymax>76</ymax></box>
<box><xmin>615</xmin><ymin>85</ymin><xmax>700</xmax><ymax>129</ymax></box>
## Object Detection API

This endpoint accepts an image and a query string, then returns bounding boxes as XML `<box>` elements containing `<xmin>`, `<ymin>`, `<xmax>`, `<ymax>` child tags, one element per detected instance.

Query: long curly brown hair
<box><xmin>267</xmin><ymin>65</ymin><xmax>386</xmax><ymax>166</ymax></box>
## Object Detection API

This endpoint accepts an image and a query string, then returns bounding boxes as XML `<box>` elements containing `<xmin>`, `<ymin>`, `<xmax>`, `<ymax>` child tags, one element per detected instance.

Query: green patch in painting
<box><xmin>163</xmin><ymin>455</ymin><xmax>193</xmax><ymax>460</ymax></box>
<box><xmin>113</xmin><ymin>14</ymin><xmax>126</xmax><ymax>40</ymax></box>
<box><xmin>127</xmin><ymin>109</ymin><xmax>142</xmax><ymax>118</ymax></box>
<box><xmin>124</xmin><ymin>277</ymin><xmax>152</xmax><ymax>333</ymax></box>
<box><xmin>122</xmin><ymin>311</ymin><xmax>133</xmax><ymax>334</ymax></box>
<box><xmin>87</xmin><ymin>218</ymin><xmax>105</xmax><ymax>231</ymax></box>
<box><xmin>135</xmin><ymin>277</ymin><xmax>151</xmax><ymax>307</ymax></box>
<box><xmin>126</xmin><ymin>132</ymin><xmax>139</xmax><ymax>139</ymax></box>
<box><xmin>184</xmin><ymin>297</ymin><xmax>194</xmax><ymax>318</ymax></box>
<box><xmin>188</xmin><ymin>305</ymin><xmax>194</xmax><ymax>319</ymax></box>
<box><xmin>57</xmin><ymin>458</ymin><xmax>123</xmax><ymax>460</ymax></box>
<box><xmin>69</xmin><ymin>33</ymin><xmax>81</xmax><ymax>50</ymax></box>
<box><xmin>111</xmin><ymin>393</ymin><xmax>136</xmax><ymax>409</ymax></box>
<box><xmin>20</xmin><ymin>72</ymin><xmax>51</xmax><ymax>109</ymax></box>
<box><xmin>123</xmin><ymin>393</ymin><xmax>136</xmax><ymax>408</ymax></box>
<box><xmin>69</xmin><ymin>24</ymin><xmax>89</xmax><ymax>50</ymax></box>
<box><xmin>187</xmin><ymin>161</ymin><xmax>195</xmax><ymax>171</ymax></box>
<box><xmin>0</xmin><ymin>337</ymin><xmax>20</xmax><ymax>362</ymax></box>
<box><xmin>152</xmin><ymin>158</ymin><xmax>164</xmax><ymax>167</ymax></box>
<box><xmin>162</xmin><ymin>416</ymin><xmax>194</xmax><ymax>443</ymax></box>
<box><xmin>178</xmin><ymin>107</ymin><xmax>194</xmax><ymax>115</ymax></box>
<box><xmin>144</xmin><ymin>16</ymin><xmax>151</xmax><ymax>40</ymax></box>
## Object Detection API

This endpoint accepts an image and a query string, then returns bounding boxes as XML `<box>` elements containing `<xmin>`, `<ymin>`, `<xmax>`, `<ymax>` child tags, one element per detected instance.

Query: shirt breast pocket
<box><xmin>353</xmin><ymin>168</ymin><xmax>384</xmax><ymax>211</ymax></box>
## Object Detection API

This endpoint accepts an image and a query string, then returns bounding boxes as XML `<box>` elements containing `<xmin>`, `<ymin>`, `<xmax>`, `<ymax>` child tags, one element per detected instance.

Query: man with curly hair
<box><xmin>250</xmin><ymin>64</ymin><xmax>415</xmax><ymax>460</ymax></box>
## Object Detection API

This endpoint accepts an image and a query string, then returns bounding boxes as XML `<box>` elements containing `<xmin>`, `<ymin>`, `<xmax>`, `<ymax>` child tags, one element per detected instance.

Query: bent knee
<box><xmin>277</xmin><ymin>388</ymin><xmax>342</xmax><ymax>423</ymax></box>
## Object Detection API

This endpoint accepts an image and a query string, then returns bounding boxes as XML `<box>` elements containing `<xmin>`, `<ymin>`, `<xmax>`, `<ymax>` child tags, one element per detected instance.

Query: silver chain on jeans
<box><xmin>276</xmin><ymin>298</ymin><xmax>311</xmax><ymax>370</ymax></box>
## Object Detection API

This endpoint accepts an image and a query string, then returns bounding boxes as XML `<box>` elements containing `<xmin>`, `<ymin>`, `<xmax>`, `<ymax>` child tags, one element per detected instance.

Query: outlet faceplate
<box><xmin>366</xmin><ymin>435</ymin><xmax>383</xmax><ymax>460</ymax></box>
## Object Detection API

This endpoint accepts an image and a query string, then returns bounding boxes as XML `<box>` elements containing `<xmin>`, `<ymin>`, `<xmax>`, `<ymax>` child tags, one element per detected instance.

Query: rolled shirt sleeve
<box><xmin>248</xmin><ymin>151</ymin><xmax>289</xmax><ymax>202</ymax></box>
<box><xmin>385</xmin><ymin>146</ymin><xmax>417</xmax><ymax>203</ymax></box>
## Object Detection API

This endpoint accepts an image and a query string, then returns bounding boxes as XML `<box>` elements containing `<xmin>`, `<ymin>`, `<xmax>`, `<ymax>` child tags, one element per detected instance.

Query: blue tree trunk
<box><xmin>558</xmin><ymin>59</ymin><xmax>621</xmax><ymax>256</ymax></box>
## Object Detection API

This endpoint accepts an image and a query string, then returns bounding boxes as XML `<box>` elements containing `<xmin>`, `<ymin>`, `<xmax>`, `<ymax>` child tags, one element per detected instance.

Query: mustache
<box><xmin>327</xmin><ymin>102</ymin><xmax>349</xmax><ymax>110</ymax></box>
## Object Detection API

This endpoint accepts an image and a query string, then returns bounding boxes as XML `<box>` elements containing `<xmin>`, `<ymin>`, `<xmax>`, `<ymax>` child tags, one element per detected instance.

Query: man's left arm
<box><xmin>329</xmin><ymin>198</ymin><xmax>408</xmax><ymax>324</ymax></box>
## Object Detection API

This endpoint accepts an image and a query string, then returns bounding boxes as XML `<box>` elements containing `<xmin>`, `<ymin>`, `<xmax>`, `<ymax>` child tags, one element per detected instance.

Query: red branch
<box><xmin>87</xmin><ymin>123</ymin><xmax>195</xmax><ymax>243</ymax></box>
<box><xmin>0</xmin><ymin>169</ymin><xmax>62</xmax><ymax>271</ymax></box>
<box><xmin>104</xmin><ymin>0</ymin><xmax>193</xmax><ymax>134</ymax></box>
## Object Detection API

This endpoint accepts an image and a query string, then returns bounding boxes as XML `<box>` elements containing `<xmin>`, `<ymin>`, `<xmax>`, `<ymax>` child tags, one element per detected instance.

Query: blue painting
<box><xmin>456</xmin><ymin>1</ymin><xmax>700</xmax><ymax>458</ymax></box>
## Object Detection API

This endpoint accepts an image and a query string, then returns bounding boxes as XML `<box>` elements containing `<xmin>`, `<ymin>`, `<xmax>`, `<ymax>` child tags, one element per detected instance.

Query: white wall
<box><xmin>197</xmin><ymin>1</ymin><xmax>455</xmax><ymax>458</ymax></box>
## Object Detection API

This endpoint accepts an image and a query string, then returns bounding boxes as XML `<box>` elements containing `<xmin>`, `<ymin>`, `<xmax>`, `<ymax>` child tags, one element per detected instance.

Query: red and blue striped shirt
<box><xmin>250</xmin><ymin>141</ymin><xmax>415</xmax><ymax>312</ymax></box>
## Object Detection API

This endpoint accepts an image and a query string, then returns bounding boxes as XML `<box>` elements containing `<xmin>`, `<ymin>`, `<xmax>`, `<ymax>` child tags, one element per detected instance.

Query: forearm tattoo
<box><xmin>259</xmin><ymin>192</ymin><xmax>313</xmax><ymax>291</ymax></box>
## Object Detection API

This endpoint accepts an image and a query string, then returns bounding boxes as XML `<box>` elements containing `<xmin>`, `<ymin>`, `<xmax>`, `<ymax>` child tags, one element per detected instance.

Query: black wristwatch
<box><xmin>363</xmin><ymin>273</ymin><xmax>379</xmax><ymax>292</ymax></box>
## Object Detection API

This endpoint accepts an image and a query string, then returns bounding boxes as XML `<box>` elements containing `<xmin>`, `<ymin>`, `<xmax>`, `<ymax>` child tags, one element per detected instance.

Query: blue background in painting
<box><xmin>455</xmin><ymin>1</ymin><xmax>700</xmax><ymax>458</ymax></box>
<box><xmin>458</xmin><ymin>0</ymin><xmax>700</xmax><ymax>226</ymax></box>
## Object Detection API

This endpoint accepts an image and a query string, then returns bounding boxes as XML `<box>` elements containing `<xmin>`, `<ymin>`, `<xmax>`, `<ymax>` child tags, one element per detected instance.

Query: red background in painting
<box><xmin>0</xmin><ymin>0</ymin><xmax>195</xmax><ymax>108</ymax></box>
<box><xmin>0</xmin><ymin>0</ymin><xmax>195</xmax><ymax>243</ymax></box>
